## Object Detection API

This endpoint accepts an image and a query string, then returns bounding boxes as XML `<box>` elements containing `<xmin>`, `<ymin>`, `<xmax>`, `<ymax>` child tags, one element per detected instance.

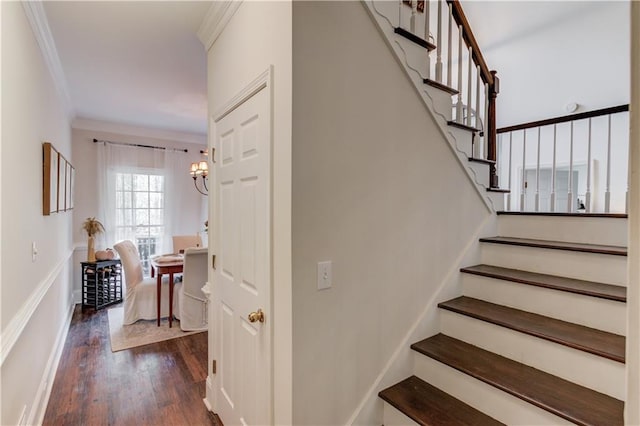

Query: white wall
<box><xmin>203</xmin><ymin>2</ymin><xmax>293</xmax><ymax>424</ymax></box>
<box><xmin>70</xmin><ymin>124</ymin><xmax>207</xmax><ymax>301</ymax></box>
<box><xmin>291</xmin><ymin>2</ymin><xmax>489</xmax><ymax>424</ymax></box>
<box><xmin>1</xmin><ymin>2</ymin><xmax>75</xmax><ymax>424</ymax></box>
<box><xmin>462</xmin><ymin>1</ymin><xmax>630</xmax><ymax>128</ymax></box>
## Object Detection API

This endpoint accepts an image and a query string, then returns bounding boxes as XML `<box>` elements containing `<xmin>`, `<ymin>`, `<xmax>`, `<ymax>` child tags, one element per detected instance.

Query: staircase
<box><xmin>379</xmin><ymin>212</ymin><xmax>627</xmax><ymax>425</ymax></box>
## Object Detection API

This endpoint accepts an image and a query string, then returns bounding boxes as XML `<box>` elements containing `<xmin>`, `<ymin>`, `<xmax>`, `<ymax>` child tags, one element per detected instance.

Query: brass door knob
<box><xmin>248</xmin><ymin>309</ymin><xmax>265</xmax><ymax>323</ymax></box>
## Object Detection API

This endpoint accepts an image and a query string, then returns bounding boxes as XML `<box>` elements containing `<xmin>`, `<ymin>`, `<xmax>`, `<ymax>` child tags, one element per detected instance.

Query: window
<box><xmin>115</xmin><ymin>172</ymin><xmax>165</xmax><ymax>275</ymax></box>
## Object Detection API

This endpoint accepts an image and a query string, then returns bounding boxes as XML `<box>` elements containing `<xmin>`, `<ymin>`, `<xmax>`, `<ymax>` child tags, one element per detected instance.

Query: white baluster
<box><xmin>535</xmin><ymin>127</ymin><xmax>541</xmax><ymax>212</ymax></box>
<box><xmin>586</xmin><ymin>118</ymin><xmax>592</xmax><ymax>213</ymax></box>
<box><xmin>567</xmin><ymin>121</ymin><xmax>574</xmax><ymax>213</ymax></box>
<box><xmin>466</xmin><ymin>45</ymin><xmax>473</xmax><ymax>127</ymax></box>
<box><xmin>605</xmin><ymin>114</ymin><xmax>612</xmax><ymax>213</ymax></box>
<box><xmin>521</xmin><ymin>129</ymin><xmax>527</xmax><ymax>211</ymax></box>
<box><xmin>550</xmin><ymin>124</ymin><xmax>557</xmax><ymax>212</ymax></box>
<box><xmin>398</xmin><ymin>0</ymin><xmax>402</xmax><ymax>28</ymax></box>
<box><xmin>424</xmin><ymin>0</ymin><xmax>431</xmax><ymax>79</ymax></box>
<box><xmin>447</xmin><ymin>4</ymin><xmax>452</xmax><ymax>87</ymax></box>
<box><xmin>475</xmin><ymin>66</ymin><xmax>481</xmax><ymax>141</ymax></box>
<box><xmin>507</xmin><ymin>132</ymin><xmax>513</xmax><ymax>210</ymax></box>
<box><xmin>484</xmin><ymin>82</ymin><xmax>489</xmax><ymax>161</ymax></box>
<box><xmin>435</xmin><ymin>0</ymin><xmax>443</xmax><ymax>82</ymax></box>
<box><xmin>424</xmin><ymin>0</ymin><xmax>430</xmax><ymax>40</ymax></box>
<box><xmin>456</xmin><ymin>24</ymin><xmax>463</xmax><ymax>123</ymax></box>
<box><xmin>410</xmin><ymin>0</ymin><xmax>417</xmax><ymax>32</ymax></box>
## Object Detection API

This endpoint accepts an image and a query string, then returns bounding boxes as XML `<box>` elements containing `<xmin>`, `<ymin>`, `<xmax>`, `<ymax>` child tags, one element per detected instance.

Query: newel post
<box><xmin>487</xmin><ymin>70</ymin><xmax>500</xmax><ymax>188</ymax></box>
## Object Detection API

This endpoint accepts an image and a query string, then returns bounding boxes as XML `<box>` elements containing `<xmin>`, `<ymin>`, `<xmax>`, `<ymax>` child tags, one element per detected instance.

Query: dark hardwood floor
<box><xmin>43</xmin><ymin>304</ymin><xmax>221</xmax><ymax>426</ymax></box>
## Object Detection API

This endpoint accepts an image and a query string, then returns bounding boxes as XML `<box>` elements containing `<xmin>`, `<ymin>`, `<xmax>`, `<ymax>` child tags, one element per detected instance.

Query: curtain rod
<box><xmin>92</xmin><ymin>138</ymin><xmax>189</xmax><ymax>153</ymax></box>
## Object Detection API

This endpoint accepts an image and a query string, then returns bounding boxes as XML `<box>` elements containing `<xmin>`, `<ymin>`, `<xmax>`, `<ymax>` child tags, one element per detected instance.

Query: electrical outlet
<box><xmin>317</xmin><ymin>261</ymin><xmax>332</xmax><ymax>290</ymax></box>
<box><xmin>31</xmin><ymin>242</ymin><xmax>38</xmax><ymax>262</ymax></box>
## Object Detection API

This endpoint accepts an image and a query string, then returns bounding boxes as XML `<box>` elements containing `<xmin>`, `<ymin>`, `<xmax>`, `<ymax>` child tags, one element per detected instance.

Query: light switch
<box><xmin>317</xmin><ymin>261</ymin><xmax>332</xmax><ymax>290</ymax></box>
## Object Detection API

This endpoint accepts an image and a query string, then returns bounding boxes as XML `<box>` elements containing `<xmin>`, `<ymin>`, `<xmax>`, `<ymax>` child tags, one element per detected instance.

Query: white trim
<box><xmin>212</xmin><ymin>67</ymin><xmax>272</xmax><ymax>123</ymax></box>
<box><xmin>0</xmin><ymin>249</ymin><xmax>74</xmax><ymax>366</ymax></box>
<box><xmin>21</xmin><ymin>1</ymin><xmax>74</xmax><ymax>121</ymax></box>
<box><xmin>30</xmin><ymin>301</ymin><xmax>75</xmax><ymax>426</ymax></box>
<box><xmin>203</xmin><ymin>376</ymin><xmax>214</xmax><ymax>412</ymax></box>
<box><xmin>72</xmin><ymin>117</ymin><xmax>207</xmax><ymax>146</ymax></box>
<box><xmin>197</xmin><ymin>1</ymin><xmax>243</xmax><ymax>51</ymax></box>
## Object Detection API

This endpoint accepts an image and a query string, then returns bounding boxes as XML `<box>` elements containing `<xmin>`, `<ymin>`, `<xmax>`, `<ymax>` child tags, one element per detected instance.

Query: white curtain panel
<box><xmin>96</xmin><ymin>141</ymin><xmax>205</xmax><ymax>264</ymax></box>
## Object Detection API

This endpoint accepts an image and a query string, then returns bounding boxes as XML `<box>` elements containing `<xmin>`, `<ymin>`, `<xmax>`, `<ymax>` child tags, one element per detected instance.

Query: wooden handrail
<box><xmin>446</xmin><ymin>0</ymin><xmax>493</xmax><ymax>86</ymax></box>
<box><xmin>497</xmin><ymin>104</ymin><xmax>630</xmax><ymax>134</ymax></box>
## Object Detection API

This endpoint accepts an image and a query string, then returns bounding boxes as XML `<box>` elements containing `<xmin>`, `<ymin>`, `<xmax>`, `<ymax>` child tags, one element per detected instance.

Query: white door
<box><xmin>212</xmin><ymin>78</ymin><xmax>271</xmax><ymax>426</ymax></box>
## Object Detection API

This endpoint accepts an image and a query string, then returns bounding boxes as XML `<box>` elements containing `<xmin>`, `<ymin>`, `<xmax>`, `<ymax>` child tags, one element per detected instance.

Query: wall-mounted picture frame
<box><xmin>43</xmin><ymin>142</ymin><xmax>60</xmax><ymax>215</ymax></box>
<box><xmin>69</xmin><ymin>164</ymin><xmax>75</xmax><ymax>210</ymax></box>
<box><xmin>65</xmin><ymin>160</ymin><xmax>73</xmax><ymax>211</ymax></box>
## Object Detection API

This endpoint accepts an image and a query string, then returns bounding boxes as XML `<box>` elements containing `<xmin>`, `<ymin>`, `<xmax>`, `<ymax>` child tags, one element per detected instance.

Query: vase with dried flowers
<box><xmin>82</xmin><ymin>217</ymin><xmax>105</xmax><ymax>262</ymax></box>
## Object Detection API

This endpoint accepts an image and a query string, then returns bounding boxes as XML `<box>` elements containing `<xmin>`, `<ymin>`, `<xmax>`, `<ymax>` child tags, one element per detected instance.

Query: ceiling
<box><xmin>41</xmin><ymin>1</ymin><xmax>629</xmax><ymax>136</ymax></box>
<box><xmin>43</xmin><ymin>1</ymin><xmax>210</xmax><ymax>137</ymax></box>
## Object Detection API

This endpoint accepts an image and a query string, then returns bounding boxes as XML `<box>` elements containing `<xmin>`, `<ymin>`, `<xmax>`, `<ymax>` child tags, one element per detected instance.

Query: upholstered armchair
<box><xmin>114</xmin><ymin>240</ymin><xmax>181</xmax><ymax>325</ymax></box>
<box><xmin>179</xmin><ymin>247</ymin><xmax>208</xmax><ymax>331</ymax></box>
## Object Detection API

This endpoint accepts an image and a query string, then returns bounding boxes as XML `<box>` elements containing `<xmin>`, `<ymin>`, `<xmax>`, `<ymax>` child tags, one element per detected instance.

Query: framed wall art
<box><xmin>43</xmin><ymin>142</ymin><xmax>60</xmax><ymax>215</ymax></box>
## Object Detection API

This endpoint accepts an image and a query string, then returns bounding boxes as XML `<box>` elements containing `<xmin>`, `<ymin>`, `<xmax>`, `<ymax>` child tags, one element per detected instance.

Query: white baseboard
<box><xmin>30</xmin><ymin>300</ymin><xmax>76</xmax><ymax>425</ymax></box>
<box><xmin>204</xmin><ymin>376</ymin><xmax>214</xmax><ymax>412</ymax></box>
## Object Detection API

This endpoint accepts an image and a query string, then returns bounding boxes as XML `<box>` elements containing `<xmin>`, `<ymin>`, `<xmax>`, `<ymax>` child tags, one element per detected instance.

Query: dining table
<box><xmin>150</xmin><ymin>255</ymin><xmax>184</xmax><ymax>328</ymax></box>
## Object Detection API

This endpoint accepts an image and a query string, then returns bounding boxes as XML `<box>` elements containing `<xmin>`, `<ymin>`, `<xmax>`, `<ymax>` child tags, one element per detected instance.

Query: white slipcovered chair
<box><xmin>179</xmin><ymin>247</ymin><xmax>208</xmax><ymax>331</ymax></box>
<box><xmin>172</xmin><ymin>234</ymin><xmax>202</xmax><ymax>254</ymax></box>
<box><xmin>114</xmin><ymin>240</ymin><xmax>181</xmax><ymax>325</ymax></box>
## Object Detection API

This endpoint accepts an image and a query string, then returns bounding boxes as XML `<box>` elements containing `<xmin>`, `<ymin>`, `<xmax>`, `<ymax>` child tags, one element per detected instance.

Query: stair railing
<box><xmin>397</xmin><ymin>0</ymin><xmax>500</xmax><ymax>188</ymax></box>
<box><xmin>497</xmin><ymin>104</ymin><xmax>630</xmax><ymax>213</ymax></box>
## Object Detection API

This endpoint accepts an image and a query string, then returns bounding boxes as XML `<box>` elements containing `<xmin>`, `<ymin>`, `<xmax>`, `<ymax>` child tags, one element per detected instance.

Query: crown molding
<box><xmin>21</xmin><ymin>1</ymin><xmax>75</xmax><ymax>121</ymax></box>
<box><xmin>197</xmin><ymin>0</ymin><xmax>243</xmax><ymax>51</ymax></box>
<box><xmin>72</xmin><ymin>117</ymin><xmax>207</xmax><ymax>145</ymax></box>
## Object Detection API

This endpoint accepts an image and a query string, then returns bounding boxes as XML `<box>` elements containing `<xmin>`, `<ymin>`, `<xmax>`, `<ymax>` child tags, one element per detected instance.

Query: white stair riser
<box><xmin>439</xmin><ymin>311</ymin><xmax>626</xmax><ymax>400</ymax></box>
<box><xmin>413</xmin><ymin>354</ymin><xmax>573</xmax><ymax>425</ymax></box>
<box><xmin>480</xmin><ymin>244</ymin><xmax>627</xmax><ymax>286</ymax></box>
<box><xmin>382</xmin><ymin>402</ymin><xmax>419</xmax><ymax>426</ymax></box>
<box><xmin>497</xmin><ymin>215</ymin><xmax>628</xmax><ymax>247</ymax></box>
<box><xmin>461</xmin><ymin>274</ymin><xmax>626</xmax><ymax>335</ymax></box>
<box><xmin>445</xmin><ymin>126</ymin><xmax>474</xmax><ymax>159</ymax></box>
<box><xmin>487</xmin><ymin>191</ymin><xmax>507</xmax><ymax>211</ymax></box>
<box><xmin>467</xmin><ymin>161</ymin><xmax>490</xmax><ymax>188</ymax></box>
<box><xmin>423</xmin><ymin>86</ymin><xmax>454</xmax><ymax>122</ymax></box>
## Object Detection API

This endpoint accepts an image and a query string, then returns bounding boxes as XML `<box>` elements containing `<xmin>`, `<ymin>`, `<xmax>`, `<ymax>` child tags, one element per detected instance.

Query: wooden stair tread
<box><xmin>479</xmin><ymin>236</ymin><xmax>627</xmax><ymax>256</ymax></box>
<box><xmin>379</xmin><ymin>376</ymin><xmax>504</xmax><ymax>426</ymax></box>
<box><xmin>486</xmin><ymin>188</ymin><xmax>510</xmax><ymax>193</ymax></box>
<box><xmin>438</xmin><ymin>296</ymin><xmax>625</xmax><ymax>363</ymax></box>
<box><xmin>447</xmin><ymin>120</ymin><xmax>479</xmax><ymax>133</ymax></box>
<box><xmin>497</xmin><ymin>211</ymin><xmax>628</xmax><ymax>218</ymax></box>
<box><xmin>461</xmin><ymin>264</ymin><xmax>626</xmax><ymax>302</ymax></box>
<box><xmin>411</xmin><ymin>334</ymin><xmax>624</xmax><ymax>426</ymax></box>
<box><xmin>469</xmin><ymin>157</ymin><xmax>495</xmax><ymax>165</ymax></box>
<box><xmin>423</xmin><ymin>78</ymin><xmax>459</xmax><ymax>95</ymax></box>
<box><xmin>394</xmin><ymin>27</ymin><xmax>436</xmax><ymax>50</ymax></box>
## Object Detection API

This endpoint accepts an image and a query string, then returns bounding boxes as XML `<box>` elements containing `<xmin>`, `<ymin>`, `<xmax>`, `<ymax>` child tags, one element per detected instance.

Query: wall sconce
<box><xmin>190</xmin><ymin>155</ymin><xmax>208</xmax><ymax>195</ymax></box>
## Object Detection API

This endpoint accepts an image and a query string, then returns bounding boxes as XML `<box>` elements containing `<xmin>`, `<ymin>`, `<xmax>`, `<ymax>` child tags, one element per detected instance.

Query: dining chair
<box><xmin>114</xmin><ymin>240</ymin><xmax>181</xmax><ymax>325</ymax></box>
<box><xmin>172</xmin><ymin>234</ymin><xmax>202</xmax><ymax>254</ymax></box>
<box><xmin>179</xmin><ymin>247</ymin><xmax>208</xmax><ymax>331</ymax></box>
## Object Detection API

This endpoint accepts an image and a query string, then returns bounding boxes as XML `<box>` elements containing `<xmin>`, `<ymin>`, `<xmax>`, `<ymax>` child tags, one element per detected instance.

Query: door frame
<box><xmin>206</xmin><ymin>66</ymin><xmax>275</xmax><ymax>424</ymax></box>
